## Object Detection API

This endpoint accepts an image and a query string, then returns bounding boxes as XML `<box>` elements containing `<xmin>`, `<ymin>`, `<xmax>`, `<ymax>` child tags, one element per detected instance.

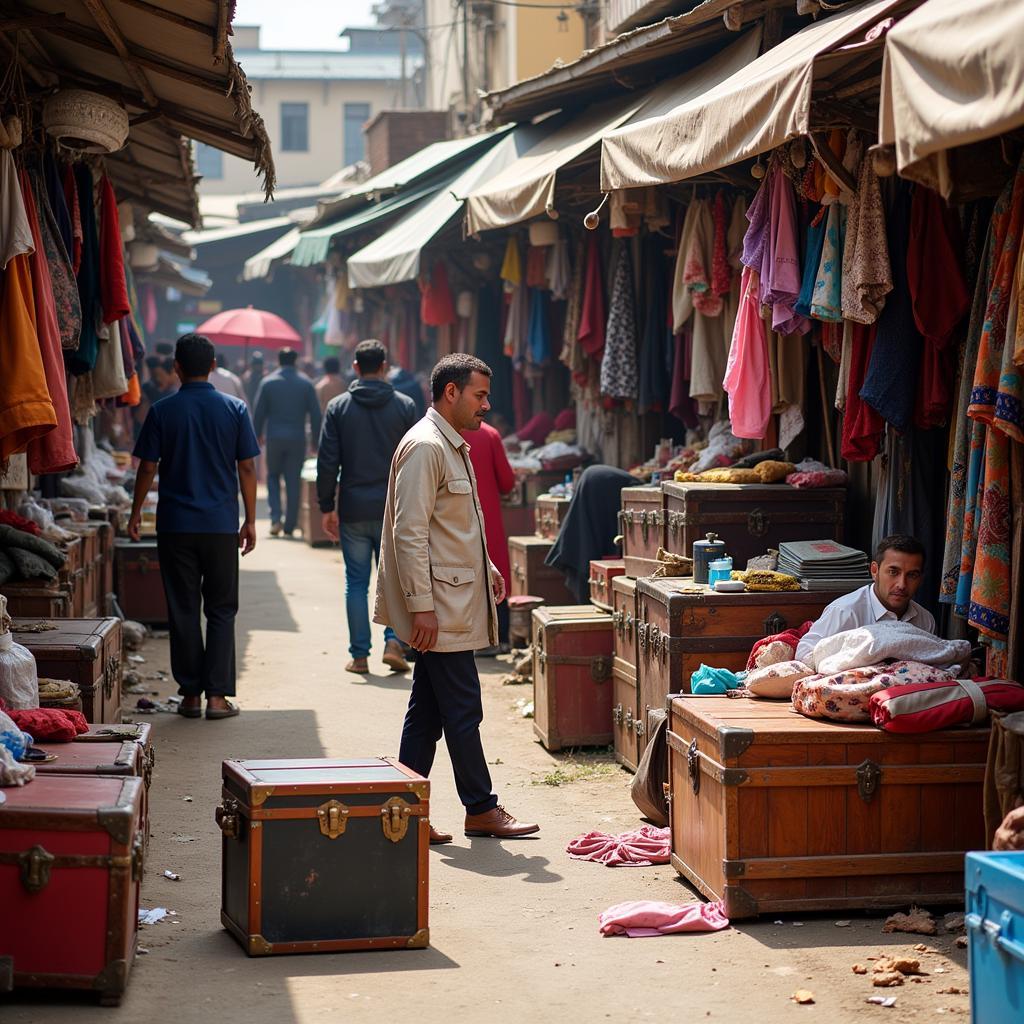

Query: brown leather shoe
<box><xmin>464</xmin><ymin>805</ymin><xmax>539</xmax><ymax>838</ymax></box>
<box><xmin>429</xmin><ymin>825</ymin><xmax>453</xmax><ymax>845</ymax></box>
<box><xmin>382</xmin><ymin>639</ymin><xmax>410</xmax><ymax>673</ymax></box>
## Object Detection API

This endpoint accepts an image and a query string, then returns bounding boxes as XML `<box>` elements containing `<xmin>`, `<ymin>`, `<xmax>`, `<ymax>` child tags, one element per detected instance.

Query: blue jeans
<box><xmin>339</xmin><ymin>520</ymin><xmax>397</xmax><ymax>659</ymax></box>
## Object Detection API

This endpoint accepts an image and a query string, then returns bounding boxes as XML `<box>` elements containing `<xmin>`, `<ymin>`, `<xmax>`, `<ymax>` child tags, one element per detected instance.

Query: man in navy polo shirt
<box><xmin>128</xmin><ymin>333</ymin><xmax>260</xmax><ymax>720</ymax></box>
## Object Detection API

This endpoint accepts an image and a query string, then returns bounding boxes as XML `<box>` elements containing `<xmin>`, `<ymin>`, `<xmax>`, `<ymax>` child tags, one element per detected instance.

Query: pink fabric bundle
<box><xmin>786</xmin><ymin>468</ymin><xmax>849</xmax><ymax>488</ymax></box>
<box><xmin>567</xmin><ymin>825</ymin><xmax>670</xmax><ymax>867</ymax></box>
<box><xmin>870</xmin><ymin>677</ymin><xmax>1024</xmax><ymax>733</ymax></box>
<box><xmin>599</xmin><ymin>900</ymin><xmax>730</xmax><ymax>937</ymax></box>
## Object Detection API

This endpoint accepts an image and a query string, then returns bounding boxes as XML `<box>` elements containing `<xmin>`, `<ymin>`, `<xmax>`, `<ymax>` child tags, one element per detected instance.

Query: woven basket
<box><xmin>43</xmin><ymin>89</ymin><xmax>129</xmax><ymax>154</ymax></box>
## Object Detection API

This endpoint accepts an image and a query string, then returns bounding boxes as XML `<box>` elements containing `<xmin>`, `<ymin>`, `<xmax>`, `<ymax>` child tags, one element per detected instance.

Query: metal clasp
<box><xmin>380</xmin><ymin>797</ymin><xmax>411</xmax><ymax>843</ymax></box>
<box><xmin>612</xmin><ymin>703</ymin><xmax>623</xmax><ymax>726</ymax></box>
<box><xmin>687</xmin><ymin>739</ymin><xmax>701</xmax><ymax>795</ymax></box>
<box><xmin>747</xmin><ymin>508</ymin><xmax>769</xmax><ymax>538</ymax></box>
<box><xmin>19</xmin><ymin>845</ymin><xmax>55</xmax><ymax>893</ymax></box>
<box><xmin>634</xmin><ymin>716</ymin><xmax>646</xmax><ymax>738</ymax></box>
<box><xmin>856</xmin><ymin>760</ymin><xmax>882</xmax><ymax>803</ymax></box>
<box><xmin>624</xmin><ymin>706</ymin><xmax>633</xmax><ymax>731</ymax></box>
<box><xmin>215</xmin><ymin>798</ymin><xmax>240</xmax><ymax>840</ymax></box>
<box><xmin>317</xmin><ymin>799</ymin><xmax>350</xmax><ymax>839</ymax></box>
<box><xmin>763</xmin><ymin>612</ymin><xmax>787</xmax><ymax>636</ymax></box>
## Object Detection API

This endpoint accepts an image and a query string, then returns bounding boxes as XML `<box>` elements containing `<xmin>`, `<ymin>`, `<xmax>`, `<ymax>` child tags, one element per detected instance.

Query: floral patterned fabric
<box><xmin>747</xmin><ymin>659</ymin><xmax>813</xmax><ymax>699</ymax></box>
<box><xmin>841</xmin><ymin>153</ymin><xmax>891</xmax><ymax>324</ymax></box>
<box><xmin>809</xmin><ymin>202</ymin><xmax>847</xmax><ymax>322</ymax></box>
<box><xmin>792</xmin><ymin>661</ymin><xmax>958</xmax><ymax>723</ymax></box>
<box><xmin>599</xmin><ymin>242</ymin><xmax>639</xmax><ymax>401</ymax></box>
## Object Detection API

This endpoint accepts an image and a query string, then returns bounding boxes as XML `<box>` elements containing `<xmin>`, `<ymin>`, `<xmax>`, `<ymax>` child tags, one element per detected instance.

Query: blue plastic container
<box><xmin>966</xmin><ymin>850</ymin><xmax>1024</xmax><ymax>1023</ymax></box>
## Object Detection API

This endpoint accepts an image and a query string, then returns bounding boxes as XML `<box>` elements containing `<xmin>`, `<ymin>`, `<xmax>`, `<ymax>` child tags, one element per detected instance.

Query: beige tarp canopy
<box><xmin>464</xmin><ymin>29</ymin><xmax>761</xmax><ymax>234</ymax></box>
<box><xmin>879</xmin><ymin>0</ymin><xmax>1024</xmax><ymax>186</ymax></box>
<box><xmin>601</xmin><ymin>0</ymin><xmax>908</xmax><ymax>191</ymax></box>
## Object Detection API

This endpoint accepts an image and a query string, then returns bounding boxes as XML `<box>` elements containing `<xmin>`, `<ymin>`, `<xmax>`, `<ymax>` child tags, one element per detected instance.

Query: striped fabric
<box><xmin>870</xmin><ymin>678</ymin><xmax>1024</xmax><ymax>733</ymax></box>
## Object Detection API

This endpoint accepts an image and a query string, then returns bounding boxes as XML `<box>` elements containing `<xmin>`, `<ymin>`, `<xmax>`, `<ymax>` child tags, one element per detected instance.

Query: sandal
<box><xmin>205</xmin><ymin>700</ymin><xmax>240</xmax><ymax>720</ymax></box>
<box><xmin>177</xmin><ymin>701</ymin><xmax>202</xmax><ymax>719</ymax></box>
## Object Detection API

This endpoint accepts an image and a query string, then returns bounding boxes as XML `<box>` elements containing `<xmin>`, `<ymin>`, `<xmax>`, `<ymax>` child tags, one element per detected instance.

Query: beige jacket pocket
<box><xmin>430</xmin><ymin>564</ymin><xmax>476</xmax><ymax>632</ymax></box>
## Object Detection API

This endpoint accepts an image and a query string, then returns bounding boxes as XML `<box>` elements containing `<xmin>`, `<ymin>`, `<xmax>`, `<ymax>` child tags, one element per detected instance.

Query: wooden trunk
<box><xmin>619</xmin><ymin>486</ymin><xmax>666</xmax><ymax>578</ymax></box>
<box><xmin>0</xmin><ymin>582</ymin><xmax>72</xmax><ymax>618</ymax></box>
<box><xmin>667</xmin><ymin>695</ymin><xmax>988</xmax><ymax>919</ymax></box>
<box><xmin>532</xmin><ymin>605</ymin><xmax>614</xmax><ymax>751</ymax></box>
<box><xmin>300</xmin><ymin>478</ymin><xmax>334</xmax><ymax>547</ymax></box>
<box><xmin>500</xmin><ymin>500</ymin><xmax>535</xmax><ymax>540</ymax></box>
<box><xmin>588</xmin><ymin>558</ymin><xmax>625</xmax><ymax>611</ymax></box>
<box><xmin>662</xmin><ymin>482</ymin><xmax>845</xmax><ymax>570</ymax></box>
<box><xmin>535</xmin><ymin>495</ymin><xmax>570</xmax><ymax>541</ymax></box>
<box><xmin>635</xmin><ymin>579</ymin><xmax>843</xmax><ymax>754</ymax></box>
<box><xmin>113</xmin><ymin>539</ymin><xmax>168</xmax><ymax>625</ymax></box>
<box><xmin>11</xmin><ymin>617</ymin><xmax>124</xmax><ymax>724</ymax></box>
<box><xmin>611</xmin><ymin>576</ymin><xmax>640</xmax><ymax>769</ymax></box>
<box><xmin>0</xmin><ymin>775</ymin><xmax>144</xmax><ymax>1004</ymax></box>
<box><xmin>56</xmin><ymin>536</ymin><xmax>85</xmax><ymax>618</ymax></box>
<box><xmin>508</xmin><ymin>535</ymin><xmax>575</xmax><ymax>606</ymax></box>
<box><xmin>218</xmin><ymin>757</ymin><xmax>429</xmax><ymax>956</ymax></box>
<box><xmin>93</xmin><ymin>521</ymin><xmax>115</xmax><ymax>616</ymax></box>
<box><xmin>64</xmin><ymin>523</ymin><xmax>104</xmax><ymax>618</ymax></box>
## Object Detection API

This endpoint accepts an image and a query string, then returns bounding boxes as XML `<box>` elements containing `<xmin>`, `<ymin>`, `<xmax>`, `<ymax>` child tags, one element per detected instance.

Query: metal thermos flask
<box><xmin>693</xmin><ymin>532</ymin><xmax>727</xmax><ymax>585</ymax></box>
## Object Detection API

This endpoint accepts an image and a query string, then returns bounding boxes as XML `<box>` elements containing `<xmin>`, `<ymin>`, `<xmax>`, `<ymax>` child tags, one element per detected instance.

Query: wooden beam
<box><xmin>129</xmin><ymin>110</ymin><xmax>161</xmax><ymax>127</ymax></box>
<box><xmin>0</xmin><ymin>32</ymin><xmax>49</xmax><ymax>87</ymax></box>
<box><xmin>213</xmin><ymin>0</ymin><xmax>229</xmax><ymax>63</ymax></box>
<box><xmin>82</xmin><ymin>0</ymin><xmax>160</xmax><ymax>107</ymax></box>
<box><xmin>0</xmin><ymin>14</ymin><xmax>67</xmax><ymax>31</ymax></box>
<box><xmin>111</xmin><ymin>0</ymin><xmax>210</xmax><ymax>35</ymax></box>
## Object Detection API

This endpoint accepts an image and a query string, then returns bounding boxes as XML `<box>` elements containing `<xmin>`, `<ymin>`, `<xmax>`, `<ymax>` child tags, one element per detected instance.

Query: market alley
<box><xmin>8</xmin><ymin>519</ymin><xmax>970</xmax><ymax>1024</ymax></box>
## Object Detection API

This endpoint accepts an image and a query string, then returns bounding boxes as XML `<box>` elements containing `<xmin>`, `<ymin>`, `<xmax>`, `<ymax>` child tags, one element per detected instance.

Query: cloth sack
<box><xmin>870</xmin><ymin>678</ymin><xmax>1024</xmax><ymax>734</ymax></box>
<box><xmin>746</xmin><ymin>659</ymin><xmax>813</xmax><ymax>699</ymax></box>
<box><xmin>0</xmin><ymin>707</ymin><xmax>32</xmax><ymax>759</ymax></box>
<box><xmin>0</xmin><ymin>744</ymin><xmax>34</xmax><ymax>786</ymax></box>
<box><xmin>810</xmin><ymin>621</ymin><xmax>971</xmax><ymax>675</ymax></box>
<box><xmin>631</xmin><ymin>708</ymin><xmax>669</xmax><ymax>826</ymax></box>
<box><xmin>3</xmin><ymin>703</ymin><xmax>88</xmax><ymax>741</ymax></box>
<box><xmin>0</xmin><ymin>627</ymin><xmax>39</xmax><ymax>709</ymax></box>
<box><xmin>792</xmin><ymin>661</ymin><xmax>957</xmax><ymax>723</ymax></box>
<box><xmin>599</xmin><ymin>900</ymin><xmax>730</xmax><ymax>937</ymax></box>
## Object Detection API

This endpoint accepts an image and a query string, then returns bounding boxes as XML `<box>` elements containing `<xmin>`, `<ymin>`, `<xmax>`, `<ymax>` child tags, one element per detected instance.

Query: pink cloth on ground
<box><xmin>567</xmin><ymin>825</ymin><xmax>670</xmax><ymax>867</ymax></box>
<box><xmin>599</xmin><ymin>900</ymin><xmax>730</xmax><ymax>937</ymax></box>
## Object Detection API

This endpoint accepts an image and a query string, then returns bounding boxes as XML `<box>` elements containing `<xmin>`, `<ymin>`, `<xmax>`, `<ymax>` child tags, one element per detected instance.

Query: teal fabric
<box><xmin>690</xmin><ymin>664</ymin><xmax>746</xmax><ymax>694</ymax></box>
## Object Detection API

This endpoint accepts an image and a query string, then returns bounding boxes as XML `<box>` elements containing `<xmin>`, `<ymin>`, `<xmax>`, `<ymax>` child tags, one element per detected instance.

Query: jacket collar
<box><xmin>868</xmin><ymin>584</ymin><xmax>919</xmax><ymax>623</ymax></box>
<box><xmin>426</xmin><ymin>407</ymin><xmax>468</xmax><ymax>452</ymax></box>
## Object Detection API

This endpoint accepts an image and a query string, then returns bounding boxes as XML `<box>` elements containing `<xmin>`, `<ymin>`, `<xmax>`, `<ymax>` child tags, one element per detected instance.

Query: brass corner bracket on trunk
<box><xmin>317</xmin><ymin>799</ymin><xmax>350</xmax><ymax>839</ymax></box>
<box><xmin>249</xmin><ymin>934</ymin><xmax>273</xmax><ymax>956</ymax></box>
<box><xmin>406</xmin><ymin>928</ymin><xmax>429</xmax><ymax>949</ymax></box>
<box><xmin>381</xmin><ymin>797</ymin><xmax>412</xmax><ymax>843</ymax></box>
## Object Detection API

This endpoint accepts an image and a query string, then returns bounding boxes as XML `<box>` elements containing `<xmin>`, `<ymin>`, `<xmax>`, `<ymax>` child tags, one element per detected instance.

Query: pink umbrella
<box><xmin>196</xmin><ymin>306</ymin><xmax>301</xmax><ymax>351</ymax></box>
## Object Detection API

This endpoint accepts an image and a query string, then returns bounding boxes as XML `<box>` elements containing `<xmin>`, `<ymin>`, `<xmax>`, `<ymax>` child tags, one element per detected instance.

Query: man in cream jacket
<box><xmin>375</xmin><ymin>354</ymin><xmax>539</xmax><ymax>843</ymax></box>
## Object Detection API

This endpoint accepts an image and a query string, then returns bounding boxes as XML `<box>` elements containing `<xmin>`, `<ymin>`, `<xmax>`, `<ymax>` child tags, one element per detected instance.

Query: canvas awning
<box><xmin>347</xmin><ymin>130</ymin><xmax>533</xmax><ymax>289</ymax></box>
<box><xmin>601</xmin><ymin>0</ymin><xmax>910</xmax><ymax>191</ymax></box>
<box><xmin>243</xmin><ymin>227</ymin><xmax>302</xmax><ymax>282</ymax></box>
<box><xmin>464</xmin><ymin>30</ymin><xmax>761</xmax><ymax>235</ymax></box>
<box><xmin>291</xmin><ymin>183</ymin><xmax>440</xmax><ymax>268</ymax></box>
<box><xmin>878</xmin><ymin>0</ymin><xmax>1024</xmax><ymax>181</ymax></box>
<box><xmin>0</xmin><ymin>1</ymin><xmax>274</xmax><ymax>227</ymax></box>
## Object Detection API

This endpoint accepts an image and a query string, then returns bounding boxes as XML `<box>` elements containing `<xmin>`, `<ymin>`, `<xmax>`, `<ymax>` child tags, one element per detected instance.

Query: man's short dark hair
<box><xmin>155</xmin><ymin>342</ymin><xmax>173</xmax><ymax>356</ymax></box>
<box><xmin>279</xmin><ymin>348</ymin><xmax>298</xmax><ymax>367</ymax></box>
<box><xmin>144</xmin><ymin>355</ymin><xmax>161</xmax><ymax>372</ymax></box>
<box><xmin>251</xmin><ymin>351</ymin><xmax>264</xmax><ymax>365</ymax></box>
<box><xmin>323</xmin><ymin>356</ymin><xmax>341</xmax><ymax>375</ymax></box>
<box><xmin>354</xmin><ymin>339</ymin><xmax>387</xmax><ymax>374</ymax></box>
<box><xmin>875</xmin><ymin>535</ymin><xmax>926</xmax><ymax>565</ymax></box>
<box><xmin>174</xmin><ymin>333</ymin><xmax>215</xmax><ymax>377</ymax></box>
<box><xmin>430</xmin><ymin>354</ymin><xmax>492</xmax><ymax>402</ymax></box>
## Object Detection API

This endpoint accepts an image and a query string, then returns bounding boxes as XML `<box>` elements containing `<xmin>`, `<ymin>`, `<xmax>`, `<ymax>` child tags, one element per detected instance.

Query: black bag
<box><xmin>630</xmin><ymin>708</ymin><xmax>668</xmax><ymax>826</ymax></box>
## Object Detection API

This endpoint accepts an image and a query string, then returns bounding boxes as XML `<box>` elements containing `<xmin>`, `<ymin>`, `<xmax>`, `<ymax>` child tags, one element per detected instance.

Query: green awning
<box><xmin>290</xmin><ymin>182</ymin><xmax>438</xmax><ymax>268</ymax></box>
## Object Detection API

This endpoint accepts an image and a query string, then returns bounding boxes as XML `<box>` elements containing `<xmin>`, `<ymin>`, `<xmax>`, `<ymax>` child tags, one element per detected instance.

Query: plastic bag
<box><xmin>0</xmin><ymin>708</ymin><xmax>32</xmax><ymax>759</ymax></box>
<box><xmin>0</xmin><ymin>597</ymin><xmax>40</xmax><ymax>710</ymax></box>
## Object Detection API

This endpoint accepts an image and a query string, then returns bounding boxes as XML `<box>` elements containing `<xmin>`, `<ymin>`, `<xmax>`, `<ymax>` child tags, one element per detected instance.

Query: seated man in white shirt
<box><xmin>795</xmin><ymin>535</ymin><xmax>936</xmax><ymax>664</ymax></box>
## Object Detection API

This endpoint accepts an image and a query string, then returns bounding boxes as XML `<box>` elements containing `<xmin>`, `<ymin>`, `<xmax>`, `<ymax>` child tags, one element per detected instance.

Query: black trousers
<box><xmin>266</xmin><ymin>438</ymin><xmax>305</xmax><ymax>533</ymax></box>
<box><xmin>157</xmin><ymin>533</ymin><xmax>239</xmax><ymax>698</ymax></box>
<box><xmin>398</xmin><ymin>650</ymin><xmax>498</xmax><ymax>816</ymax></box>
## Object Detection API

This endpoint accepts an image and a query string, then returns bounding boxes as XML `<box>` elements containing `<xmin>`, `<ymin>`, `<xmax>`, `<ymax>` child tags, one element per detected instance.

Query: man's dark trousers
<box><xmin>157</xmin><ymin>533</ymin><xmax>239</xmax><ymax>697</ymax></box>
<box><xmin>399</xmin><ymin>650</ymin><xmax>498</xmax><ymax>815</ymax></box>
<box><xmin>266</xmin><ymin>438</ymin><xmax>305</xmax><ymax>533</ymax></box>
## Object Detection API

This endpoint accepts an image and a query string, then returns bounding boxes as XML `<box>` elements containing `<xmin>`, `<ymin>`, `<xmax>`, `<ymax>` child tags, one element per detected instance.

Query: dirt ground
<box><xmin>8</xmin><ymin>519</ymin><xmax>971</xmax><ymax>1022</ymax></box>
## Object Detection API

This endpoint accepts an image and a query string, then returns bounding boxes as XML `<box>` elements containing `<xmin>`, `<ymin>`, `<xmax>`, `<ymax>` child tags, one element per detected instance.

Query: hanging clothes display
<box><xmin>841</xmin><ymin>154</ymin><xmax>892</xmax><ymax>324</ymax></box>
<box><xmin>559</xmin><ymin>238</ymin><xmax>587</xmax><ymax>383</ymax></box>
<box><xmin>762</xmin><ymin>167</ymin><xmax>808</xmax><ymax>335</ymax></box>
<box><xmin>600</xmin><ymin>241</ymin><xmax>639</xmax><ymax>402</ymax></box>
<box><xmin>0</xmin><ymin>153</ymin><xmax>57</xmax><ymax>463</ymax></box>
<box><xmin>859</xmin><ymin>182</ymin><xmax>922</xmax><ymax>431</ymax></box>
<box><xmin>668</xmin><ymin>324</ymin><xmax>698</xmax><ymax>429</ymax></box>
<box><xmin>637</xmin><ymin>235</ymin><xmax>670</xmax><ymax>415</ymax></box>
<box><xmin>476</xmin><ymin>283</ymin><xmax>513</xmax><ymax>422</ymax></box>
<box><xmin>69</xmin><ymin>164</ymin><xmax>101</xmax><ymax>375</ymax></box>
<box><xmin>526</xmin><ymin>288</ymin><xmax>551</xmax><ymax>366</ymax></box>
<box><xmin>31</xmin><ymin>170</ymin><xmax>81</xmax><ymax>352</ymax></box>
<box><xmin>908</xmin><ymin>186</ymin><xmax>969</xmax><ymax>429</ymax></box>
<box><xmin>711</xmin><ymin>191</ymin><xmax>732</xmax><ymax>298</ymax></box>
<box><xmin>42</xmin><ymin>152</ymin><xmax>72</xmax><ymax>261</ymax></box>
<box><xmin>547</xmin><ymin>232</ymin><xmax>571</xmax><ymax>300</ymax></box>
<box><xmin>19</xmin><ymin>168</ymin><xmax>76</xmax><ymax>475</ymax></box>
<box><xmin>723</xmin><ymin>266</ymin><xmax>771</xmax><ymax>439</ymax></box>
<box><xmin>840</xmin><ymin>323</ymin><xmax>884</xmax><ymax>462</ymax></box>
<box><xmin>681</xmin><ymin>200</ymin><xmax>722</xmax><ymax>317</ymax></box>
<box><xmin>577</xmin><ymin>233</ymin><xmax>605</xmax><ymax>359</ymax></box>
<box><xmin>808</xmin><ymin>202</ymin><xmax>847</xmax><ymax>322</ymax></box>
<box><xmin>795</xmin><ymin>208</ymin><xmax>827</xmax><ymax>319</ymax></box>
<box><xmin>419</xmin><ymin>260</ymin><xmax>456</xmax><ymax>327</ymax></box>
<box><xmin>92</xmin><ymin>319</ymin><xmax>129</xmax><ymax>400</ymax></box>
<box><xmin>99</xmin><ymin>175</ymin><xmax>130</xmax><ymax>326</ymax></box>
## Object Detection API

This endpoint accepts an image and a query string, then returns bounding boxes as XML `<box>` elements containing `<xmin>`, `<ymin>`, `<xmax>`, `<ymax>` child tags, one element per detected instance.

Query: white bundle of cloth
<box><xmin>810</xmin><ymin>622</ymin><xmax>971</xmax><ymax>676</ymax></box>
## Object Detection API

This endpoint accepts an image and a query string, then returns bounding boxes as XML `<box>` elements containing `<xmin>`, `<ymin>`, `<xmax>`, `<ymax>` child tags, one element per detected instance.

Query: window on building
<box><xmin>344</xmin><ymin>103</ymin><xmax>371</xmax><ymax>165</ymax></box>
<box><xmin>195</xmin><ymin>142</ymin><xmax>223</xmax><ymax>180</ymax></box>
<box><xmin>281</xmin><ymin>102</ymin><xmax>309</xmax><ymax>152</ymax></box>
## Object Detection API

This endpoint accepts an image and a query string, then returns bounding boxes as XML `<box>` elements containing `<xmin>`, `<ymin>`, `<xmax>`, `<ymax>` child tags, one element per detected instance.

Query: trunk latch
<box><xmin>856</xmin><ymin>759</ymin><xmax>882</xmax><ymax>803</ymax></box>
<box><xmin>317</xmin><ymin>799</ymin><xmax>350</xmax><ymax>839</ymax></box>
<box><xmin>381</xmin><ymin>797</ymin><xmax>412</xmax><ymax>843</ymax></box>
<box><xmin>19</xmin><ymin>845</ymin><xmax>55</xmax><ymax>893</ymax></box>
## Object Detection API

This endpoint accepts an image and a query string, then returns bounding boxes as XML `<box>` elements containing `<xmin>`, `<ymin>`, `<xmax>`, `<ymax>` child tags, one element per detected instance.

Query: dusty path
<box><xmin>9</xmin><ymin>522</ymin><xmax>970</xmax><ymax>1022</ymax></box>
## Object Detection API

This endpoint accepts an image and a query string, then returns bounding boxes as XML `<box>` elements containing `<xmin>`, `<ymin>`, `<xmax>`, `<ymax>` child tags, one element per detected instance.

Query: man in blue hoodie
<box><xmin>317</xmin><ymin>339</ymin><xmax>418</xmax><ymax>674</ymax></box>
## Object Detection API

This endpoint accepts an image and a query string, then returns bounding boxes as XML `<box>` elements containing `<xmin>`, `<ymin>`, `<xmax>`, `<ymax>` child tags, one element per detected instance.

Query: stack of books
<box><xmin>777</xmin><ymin>540</ymin><xmax>871</xmax><ymax>592</ymax></box>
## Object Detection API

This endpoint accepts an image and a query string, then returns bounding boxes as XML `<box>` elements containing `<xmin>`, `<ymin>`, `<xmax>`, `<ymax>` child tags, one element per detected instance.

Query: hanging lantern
<box><xmin>43</xmin><ymin>89</ymin><xmax>129</xmax><ymax>154</ymax></box>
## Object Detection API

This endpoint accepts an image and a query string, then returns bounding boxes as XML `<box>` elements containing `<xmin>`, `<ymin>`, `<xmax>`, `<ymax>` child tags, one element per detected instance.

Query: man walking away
<box><xmin>128</xmin><ymin>333</ymin><xmax>259</xmax><ymax>720</ymax></box>
<box><xmin>315</xmin><ymin>355</ymin><xmax>347</xmax><ymax>413</ymax></box>
<box><xmin>375</xmin><ymin>353</ymin><xmax>539</xmax><ymax>843</ymax></box>
<box><xmin>210</xmin><ymin>350</ymin><xmax>248</xmax><ymax>404</ymax></box>
<box><xmin>243</xmin><ymin>351</ymin><xmax>264</xmax><ymax>408</ymax></box>
<box><xmin>318</xmin><ymin>339</ymin><xmax>417</xmax><ymax>675</ymax></box>
<box><xmin>254</xmin><ymin>348</ymin><xmax>321</xmax><ymax>538</ymax></box>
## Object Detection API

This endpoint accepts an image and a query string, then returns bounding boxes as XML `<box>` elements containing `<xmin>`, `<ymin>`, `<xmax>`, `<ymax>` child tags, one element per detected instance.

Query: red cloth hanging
<box><xmin>61</xmin><ymin>164</ymin><xmax>82</xmax><ymax>275</ymax></box>
<box><xmin>577</xmin><ymin>233</ymin><xmax>605</xmax><ymax>358</ymax></box>
<box><xmin>842</xmin><ymin>323</ymin><xmax>885</xmax><ymax>461</ymax></box>
<box><xmin>907</xmin><ymin>186</ymin><xmax>969</xmax><ymax>429</ymax></box>
<box><xmin>525</xmin><ymin>245</ymin><xmax>547</xmax><ymax>289</ymax></box>
<box><xmin>19</xmin><ymin>171</ymin><xmax>77</xmax><ymax>474</ymax></box>
<box><xmin>419</xmin><ymin>261</ymin><xmax>456</xmax><ymax>326</ymax></box>
<box><xmin>99</xmin><ymin>175</ymin><xmax>130</xmax><ymax>325</ymax></box>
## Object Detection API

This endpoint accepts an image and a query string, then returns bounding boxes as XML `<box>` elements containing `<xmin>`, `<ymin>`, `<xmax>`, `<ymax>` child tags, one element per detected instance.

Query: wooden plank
<box><xmin>733</xmin><ymin>851</ymin><xmax>966</xmax><ymax>880</ymax></box>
